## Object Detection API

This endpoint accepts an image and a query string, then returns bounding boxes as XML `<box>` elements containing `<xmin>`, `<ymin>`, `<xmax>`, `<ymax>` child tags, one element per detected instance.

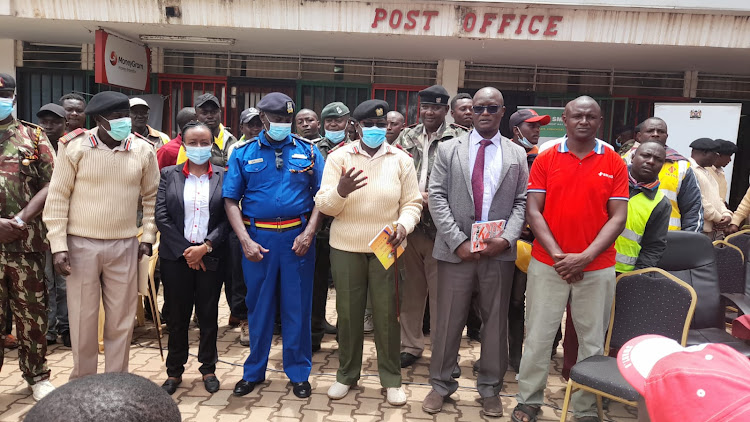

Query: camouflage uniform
<box><xmin>311</xmin><ymin>136</ymin><xmax>349</xmax><ymax>348</ymax></box>
<box><xmin>0</xmin><ymin>120</ymin><xmax>54</xmax><ymax>384</ymax></box>
<box><xmin>396</xmin><ymin>122</ymin><xmax>467</xmax><ymax>237</ymax></box>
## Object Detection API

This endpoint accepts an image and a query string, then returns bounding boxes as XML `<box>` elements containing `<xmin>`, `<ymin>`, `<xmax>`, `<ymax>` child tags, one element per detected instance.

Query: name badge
<box><xmin>248</xmin><ymin>158</ymin><xmax>263</xmax><ymax>165</ymax></box>
<box><xmin>291</xmin><ymin>154</ymin><xmax>307</xmax><ymax>159</ymax></box>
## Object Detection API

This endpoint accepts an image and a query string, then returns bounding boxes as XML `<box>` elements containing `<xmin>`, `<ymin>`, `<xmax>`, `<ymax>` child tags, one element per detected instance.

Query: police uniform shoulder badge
<box><xmin>291</xmin><ymin>134</ymin><xmax>313</xmax><ymax>145</ymax></box>
<box><xmin>58</xmin><ymin>128</ymin><xmax>86</xmax><ymax>145</ymax></box>
<box><xmin>394</xmin><ymin>143</ymin><xmax>413</xmax><ymax>158</ymax></box>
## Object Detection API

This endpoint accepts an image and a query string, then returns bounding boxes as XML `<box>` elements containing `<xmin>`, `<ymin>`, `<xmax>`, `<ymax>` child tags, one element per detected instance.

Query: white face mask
<box><xmin>515</xmin><ymin>127</ymin><xmax>534</xmax><ymax>149</ymax></box>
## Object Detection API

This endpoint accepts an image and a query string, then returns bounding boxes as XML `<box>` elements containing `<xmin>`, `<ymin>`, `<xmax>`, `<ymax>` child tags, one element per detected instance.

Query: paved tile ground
<box><xmin>0</xmin><ymin>288</ymin><xmax>637</xmax><ymax>421</ymax></box>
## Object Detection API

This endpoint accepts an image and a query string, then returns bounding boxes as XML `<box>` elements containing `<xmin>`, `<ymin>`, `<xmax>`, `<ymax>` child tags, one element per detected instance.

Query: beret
<box><xmin>195</xmin><ymin>93</ymin><xmax>220</xmax><ymax>109</ymax></box>
<box><xmin>0</xmin><ymin>73</ymin><xmax>15</xmax><ymax>91</ymax></box>
<box><xmin>37</xmin><ymin>103</ymin><xmax>66</xmax><ymax>119</ymax></box>
<box><xmin>257</xmin><ymin>92</ymin><xmax>295</xmax><ymax>115</ymax></box>
<box><xmin>717</xmin><ymin>139</ymin><xmax>738</xmax><ymax>156</ymax></box>
<box><xmin>84</xmin><ymin>91</ymin><xmax>130</xmax><ymax>115</ymax></box>
<box><xmin>352</xmin><ymin>99</ymin><xmax>389</xmax><ymax>121</ymax></box>
<box><xmin>321</xmin><ymin>102</ymin><xmax>350</xmax><ymax>120</ymax></box>
<box><xmin>689</xmin><ymin>137</ymin><xmax>719</xmax><ymax>152</ymax></box>
<box><xmin>240</xmin><ymin>107</ymin><xmax>260</xmax><ymax>124</ymax></box>
<box><xmin>418</xmin><ymin>85</ymin><xmax>450</xmax><ymax>106</ymax></box>
<box><xmin>510</xmin><ymin>109</ymin><xmax>551</xmax><ymax>128</ymax></box>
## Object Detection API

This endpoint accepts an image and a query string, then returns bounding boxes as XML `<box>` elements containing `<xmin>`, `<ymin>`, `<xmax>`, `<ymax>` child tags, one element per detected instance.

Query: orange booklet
<box><xmin>470</xmin><ymin>220</ymin><xmax>506</xmax><ymax>252</ymax></box>
<box><xmin>368</xmin><ymin>225</ymin><xmax>405</xmax><ymax>270</ymax></box>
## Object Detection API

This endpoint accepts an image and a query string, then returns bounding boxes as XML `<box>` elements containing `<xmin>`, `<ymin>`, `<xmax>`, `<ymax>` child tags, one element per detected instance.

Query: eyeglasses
<box><xmin>360</xmin><ymin>121</ymin><xmax>387</xmax><ymax>128</ymax></box>
<box><xmin>472</xmin><ymin>105</ymin><xmax>502</xmax><ymax>115</ymax></box>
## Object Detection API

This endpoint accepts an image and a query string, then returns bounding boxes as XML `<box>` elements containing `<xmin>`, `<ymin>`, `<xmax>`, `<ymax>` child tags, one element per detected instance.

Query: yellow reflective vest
<box><xmin>658</xmin><ymin>160</ymin><xmax>690</xmax><ymax>231</ymax></box>
<box><xmin>615</xmin><ymin>190</ymin><xmax>665</xmax><ymax>272</ymax></box>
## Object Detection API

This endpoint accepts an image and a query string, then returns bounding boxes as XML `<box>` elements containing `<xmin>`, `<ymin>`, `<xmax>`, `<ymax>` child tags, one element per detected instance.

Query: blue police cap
<box><xmin>257</xmin><ymin>93</ymin><xmax>295</xmax><ymax>116</ymax></box>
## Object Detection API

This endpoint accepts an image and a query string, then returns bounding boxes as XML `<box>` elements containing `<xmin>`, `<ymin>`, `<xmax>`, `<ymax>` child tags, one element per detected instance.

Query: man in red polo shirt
<box><xmin>157</xmin><ymin>107</ymin><xmax>196</xmax><ymax>169</ymax></box>
<box><xmin>513</xmin><ymin>96</ymin><xmax>628</xmax><ymax>422</ymax></box>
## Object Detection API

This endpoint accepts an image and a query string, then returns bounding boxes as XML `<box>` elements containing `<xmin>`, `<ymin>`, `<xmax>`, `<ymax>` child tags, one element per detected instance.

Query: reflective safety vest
<box><xmin>615</xmin><ymin>190</ymin><xmax>665</xmax><ymax>272</ymax></box>
<box><xmin>658</xmin><ymin>160</ymin><xmax>690</xmax><ymax>231</ymax></box>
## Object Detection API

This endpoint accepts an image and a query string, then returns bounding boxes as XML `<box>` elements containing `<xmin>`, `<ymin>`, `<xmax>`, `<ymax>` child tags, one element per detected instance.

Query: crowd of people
<box><xmin>0</xmin><ymin>69</ymin><xmax>747</xmax><ymax>420</ymax></box>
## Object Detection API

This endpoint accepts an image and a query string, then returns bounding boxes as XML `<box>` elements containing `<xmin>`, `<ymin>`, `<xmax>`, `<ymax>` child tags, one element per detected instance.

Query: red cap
<box><xmin>509</xmin><ymin>108</ymin><xmax>551</xmax><ymax>128</ymax></box>
<box><xmin>618</xmin><ymin>335</ymin><xmax>750</xmax><ymax>422</ymax></box>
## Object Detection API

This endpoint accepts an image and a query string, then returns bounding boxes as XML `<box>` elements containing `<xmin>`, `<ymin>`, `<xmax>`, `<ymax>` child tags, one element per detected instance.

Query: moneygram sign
<box><xmin>95</xmin><ymin>29</ymin><xmax>150</xmax><ymax>91</ymax></box>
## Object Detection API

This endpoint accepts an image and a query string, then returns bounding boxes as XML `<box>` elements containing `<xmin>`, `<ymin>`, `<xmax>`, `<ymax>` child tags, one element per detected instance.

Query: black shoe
<box><xmin>400</xmin><ymin>352</ymin><xmax>420</xmax><ymax>368</ymax></box>
<box><xmin>467</xmin><ymin>329</ymin><xmax>481</xmax><ymax>342</ymax></box>
<box><xmin>324</xmin><ymin>320</ymin><xmax>337</xmax><ymax>335</ymax></box>
<box><xmin>203</xmin><ymin>375</ymin><xmax>220</xmax><ymax>393</ymax></box>
<box><xmin>452</xmin><ymin>364</ymin><xmax>461</xmax><ymax>379</ymax></box>
<box><xmin>273</xmin><ymin>323</ymin><xmax>282</xmax><ymax>336</ymax></box>
<box><xmin>61</xmin><ymin>331</ymin><xmax>71</xmax><ymax>347</ymax></box>
<box><xmin>162</xmin><ymin>377</ymin><xmax>181</xmax><ymax>395</ymax></box>
<box><xmin>46</xmin><ymin>337</ymin><xmax>57</xmax><ymax>346</ymax></box>
<box><xmin>312</xmin><ymin>343</ymin><xmax>321</xmax><ymax>353</ymax></box>
<box><xmin>473</xmin><ymin>360</ymin><xmax>480</xmax><ymax>376</ymax></box>
<box><xmin>233</xmin><ymin>379</ymin><xmax>257</xmax><ymax>396</ymax></box>
<box><xmin>292</xmin><ymin>381</ymin><xmax>312</xmax><ymax>398</ymax></box>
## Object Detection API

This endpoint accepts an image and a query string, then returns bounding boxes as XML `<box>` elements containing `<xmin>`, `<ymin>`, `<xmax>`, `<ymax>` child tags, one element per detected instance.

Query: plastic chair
<box><xmin>559</xmin><ymin>268</ymin><xmax>696</xmax><ymax>421</ymax></box>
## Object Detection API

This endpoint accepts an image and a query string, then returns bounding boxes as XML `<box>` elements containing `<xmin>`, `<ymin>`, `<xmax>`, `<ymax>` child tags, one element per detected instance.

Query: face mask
<box><xmin>104</xmin><ymin>117</ymin><xmax>132</xmax><ymax>141</ymax></box>
<box><xmin>0</xmin><ymin>98</ymin><xmax>14</xmax><ymax>120</ymax></box>
<box><xmin>514</xmin><ymin>127</ymin><xmax>534</xmax><ymax>149</ymax></box>
<box><xmin>326</xmin><ymin>129</ymin><xmax>346</xmax><ymax>144</ymax></box>
<box><xmin>361</xmin><ymin>127</ymin><xmax>387</xmax><ymax>149</ymax></box>
<box><xmin>185</xmin><ymin>145</ymin><xmax>212</xmax><ymax>165</ymax></box>
<box><xmin>266</xmin><ymin>122</ymin><xmax>292</xmax><ymax>141</ymax></box>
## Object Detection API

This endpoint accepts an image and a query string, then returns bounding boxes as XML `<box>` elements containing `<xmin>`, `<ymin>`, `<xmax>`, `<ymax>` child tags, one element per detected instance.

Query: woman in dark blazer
<box><xmin>156</xmin><ymin>121</ymin><xmax>230</xmax><ymax>395</ymax></box>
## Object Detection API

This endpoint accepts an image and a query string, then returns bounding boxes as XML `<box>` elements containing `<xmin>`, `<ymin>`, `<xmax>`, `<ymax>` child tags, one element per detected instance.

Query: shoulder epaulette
<box><xmin>133</xmin><ymin>132</ymin><xmax>156</xmax><ymax>146</ymax></box>
<box><xmin>291</xmin><ymin>134</ymin><xmax>313</xmax><ymax>145</ymax></box>
<box><xmin>19</xmin><ymin>120</ymin><xmax>44</xmax><ymax>141</ymax></box>
<box><xmin>450</xmin><ymin>122</ymin><xmax>468</xmax><ymax>131</ymax></box>
<box><xmin>328</xmin><ymin>141</ymin><xmax>348</xmax><ymax>154</ymax></box>
<box><xmin>394</xmin><ymin>143</ymin><xmax>413</xmax><ymax>157</ymax></box>
<box><xmin>407</xmin><ymin>122</ymin><xmax>419</xmax><ymax>129</ymax></box>
<box><xmin>58</xmin><ymin>128</ymin><xmax>86</xmax><ymax>145</ymax></box>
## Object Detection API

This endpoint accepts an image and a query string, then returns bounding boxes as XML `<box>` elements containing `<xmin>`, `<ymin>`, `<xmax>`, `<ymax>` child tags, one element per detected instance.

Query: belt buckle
<box><xmin>276</xmin><ymin>217</ymin><xmax>282</xmax><ymax>233</ymax></box>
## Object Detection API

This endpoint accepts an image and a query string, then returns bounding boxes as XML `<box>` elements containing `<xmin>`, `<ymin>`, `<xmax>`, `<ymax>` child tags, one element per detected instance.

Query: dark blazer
<box><xmin>155</xmin><ymin>163</ymin><xmax>229</xmax><ymax>261</ymax></box>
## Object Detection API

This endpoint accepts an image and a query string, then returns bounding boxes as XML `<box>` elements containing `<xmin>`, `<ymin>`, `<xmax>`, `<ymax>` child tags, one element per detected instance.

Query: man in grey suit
<box><xmin>422</xmin><ymin>87</ymin><xmax>529</xmax><ymax>418</ymax></box>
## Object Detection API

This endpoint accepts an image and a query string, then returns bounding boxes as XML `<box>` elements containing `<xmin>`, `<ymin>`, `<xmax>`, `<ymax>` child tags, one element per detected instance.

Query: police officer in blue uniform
<box><xmin>223</xmin><ymin>93</ymin><xmax>324</xmax><ymax>399</ymax></box>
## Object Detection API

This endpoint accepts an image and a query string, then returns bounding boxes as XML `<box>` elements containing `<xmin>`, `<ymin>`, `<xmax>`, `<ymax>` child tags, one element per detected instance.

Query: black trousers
<box><xmin>508</xmin><ymin>268</ymin><xmax>527</xmax><ymax>369</ymax></box>
<box><xmin>311</xmin><ymin>237</ymin><xmax>331</xmax><ymax>347</ymax></box>
<box><xmin>229</xmin><ymin>233</ymin><xmax>248</xmax><ymax>319</ymax></box>
<box><xmin>161</xmin><ymin>257</ymin><xmax>222</xmax><ymax>378</ymax></box>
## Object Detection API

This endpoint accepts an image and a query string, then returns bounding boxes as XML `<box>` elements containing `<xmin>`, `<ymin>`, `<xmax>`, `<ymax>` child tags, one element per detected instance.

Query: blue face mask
<box><xmin>104</xmin><ymin>117</ymin><xmax>132</xmax><ymax>141</ymax></box>
<box><xmin>361</xmin><ymin>127</ymin><xmax>386</xmax><ymax>149</ymax></box>
<box><xmin>518</xmin><ymin>136</ymin><xmax>534</xmax><ymax>149</ymax></box>
<box><xmin>0</xmin><ymin>98</ymin><xmax>14</xmax><ymax>120</ymax></box>
<box><xmin>185</xmin><ymin>145</ymin><xmax>212</xmax><ymax>165</ymax></box>
<box><xmin>266</xmin><ymin>122</ymin><xmax>292</xmax><ymax>141</ymax></box>
<box><xmin>326</xmin><ymin>129</ymin><xmax>346</xmax><ymax>144</ymax></box>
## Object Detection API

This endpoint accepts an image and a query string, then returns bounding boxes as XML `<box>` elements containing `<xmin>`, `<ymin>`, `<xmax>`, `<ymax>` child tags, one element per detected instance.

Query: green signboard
<box><xmin>518</xmin><ymin>106</ymin><xmax>565</xmax><ymax>143</ymax></box>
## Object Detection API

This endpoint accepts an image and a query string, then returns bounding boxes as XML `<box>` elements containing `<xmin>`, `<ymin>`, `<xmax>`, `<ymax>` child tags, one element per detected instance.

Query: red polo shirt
<box><xmin>528</xmin><ymin>139</ymin><xmax>628</xmax><ymax>271</ymax></box>
<box><xmin>157</xmin><ymin>134</ymin><xmax>182</xmax><ymax>169</ymax></box>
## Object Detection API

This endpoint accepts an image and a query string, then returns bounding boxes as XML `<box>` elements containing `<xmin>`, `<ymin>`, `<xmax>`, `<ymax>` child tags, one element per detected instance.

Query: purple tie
<box><xmin>472</xmin><ymin>139</ymin><xmax>492</xmax><ymax>221</ymax></box>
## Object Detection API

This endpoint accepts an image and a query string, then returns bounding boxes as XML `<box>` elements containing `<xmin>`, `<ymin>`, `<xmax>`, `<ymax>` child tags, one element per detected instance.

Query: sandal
<box><xmin>511</xmin><ymin>404</ymin><xmax>540</xmax><ymax>422</ymax></box>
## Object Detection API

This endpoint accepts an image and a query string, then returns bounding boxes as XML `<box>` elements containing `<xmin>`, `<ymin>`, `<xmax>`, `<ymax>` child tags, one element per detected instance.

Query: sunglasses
<box><xmin>472</xmin><ymin>105</ymin><xmax>502</xmax><ymax>115</ymax></box>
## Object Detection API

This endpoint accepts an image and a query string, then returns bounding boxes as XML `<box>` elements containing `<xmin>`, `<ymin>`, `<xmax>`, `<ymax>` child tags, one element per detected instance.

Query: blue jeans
<box><xmin>44</xmin><ymin>250</ymin><xmax>69</xmax><ymax>338</ymax></box>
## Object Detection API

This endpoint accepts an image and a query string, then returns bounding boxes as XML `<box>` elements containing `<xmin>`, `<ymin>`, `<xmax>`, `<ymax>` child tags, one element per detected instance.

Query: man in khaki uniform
<box><xmin>396</xmin><ymin>85</ymin><xmax>467</xmax><ymax>369</ymax></box>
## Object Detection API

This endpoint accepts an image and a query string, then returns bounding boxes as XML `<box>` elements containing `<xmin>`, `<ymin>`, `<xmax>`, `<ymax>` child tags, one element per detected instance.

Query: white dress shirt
<box><xmin>183</xmin><ymin>172</ymin><xmax>211</xmax><ymax>243</ymax></box>
<box><xmin>468</xmin><ymin>129</ymin><xmax>503</xmax><ymax>222</ymax></box>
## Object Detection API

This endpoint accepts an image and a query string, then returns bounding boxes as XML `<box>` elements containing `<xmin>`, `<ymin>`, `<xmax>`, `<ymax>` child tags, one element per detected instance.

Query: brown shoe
<box><xmin>422</xmin><ymin>389</ymin><xmax>444</xmax><ymax>414</ymax></box>
<box><xmin>228</xmin><ymin>315</ymin><xmax>242</xmax><ymax>327</ymax></box>
<box><xmin>3</xmin><ymin>334</ymin><xmax>18</xmax><ymax>350</ymax></box>
<box><xmin>481</xmin><ymin>395</ymin><xmax>503</xmax><ymax>418</ymax></box>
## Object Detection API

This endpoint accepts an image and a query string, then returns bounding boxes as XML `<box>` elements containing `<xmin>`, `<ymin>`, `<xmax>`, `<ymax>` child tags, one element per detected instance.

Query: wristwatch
<box><xmin>13</xmin><ymin>216</ymin><xmax>25</xmax><ymax>228</ymax></box>
<box><xmin>203</xmin><ymin>241</ymin><xmax>213</xmax><ymax>254</ymax></box>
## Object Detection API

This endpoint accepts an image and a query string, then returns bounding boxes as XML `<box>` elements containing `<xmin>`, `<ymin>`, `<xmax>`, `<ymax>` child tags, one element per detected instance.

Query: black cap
<box><xmin>36</xmin><ymin>103</ymin><xmax>66</xmax><ymax>119</ymax></box>
<box><xmin>84</xmin><ymin>91</ymin><xmax>130</xmax><ymax>115</ymax></box>
<box><xmin>240</xmin><ymin>107</ymin><xmax>260</xmax><ymax>124</ymax></box>
<box><xmin>418</xmin><ymin>85</ymin><xmax>450</xmax><ymax>106</ymax></box>
<box><xmin>256</xmin><ymin>93</ymin><xmax>295</xmax><ymax>115</ymax></box>
<box><xmin>717</xmin><ymin>139</ymin><xmax>738</xmax><ymax>156</ymax></box>
<box><xmin>195</xmin><ymin>93</ymin><xmax>221</xmax><ymax>109</ymax></box>
<box><xmin>352</xmin><ymin>99</ymin><xmax>389</xmax><ymax>121</ymax></box>
<box><xmin>689</xmin><ymin>138</ymin><xmax>719</xmax><ymax>152</ymax></box>
<box><xmin>0</xmin><ymin>73</ymin><xmax>16</xmax><ymax>91</ymax></box>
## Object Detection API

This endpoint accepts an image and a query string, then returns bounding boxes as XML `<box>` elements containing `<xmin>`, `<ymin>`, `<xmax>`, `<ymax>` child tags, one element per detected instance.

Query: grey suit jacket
<box><xmin>428</xmin><ymin>132</ymin><xmax>529</xmax><ymax>263</ymax></box>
